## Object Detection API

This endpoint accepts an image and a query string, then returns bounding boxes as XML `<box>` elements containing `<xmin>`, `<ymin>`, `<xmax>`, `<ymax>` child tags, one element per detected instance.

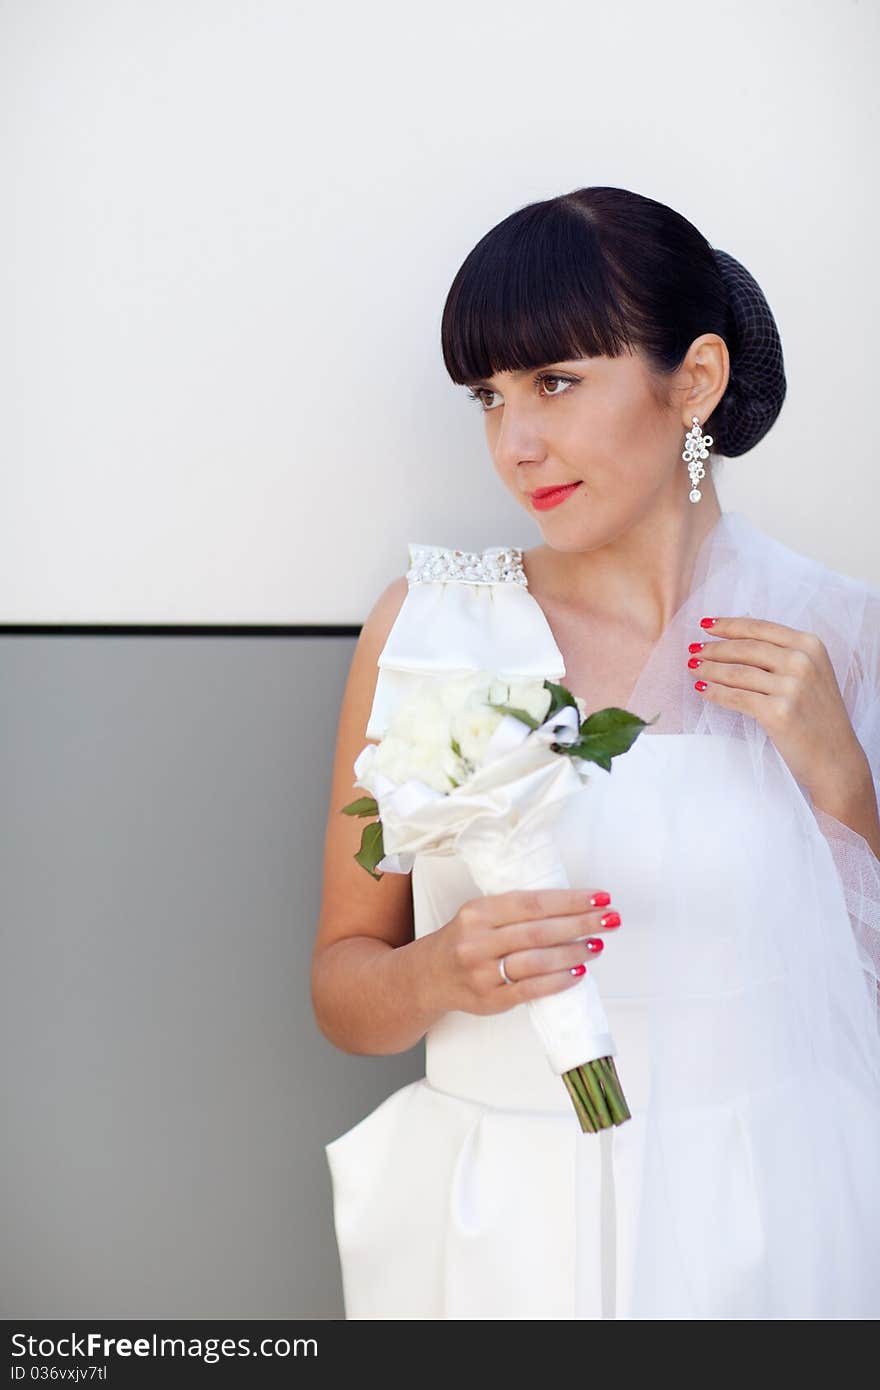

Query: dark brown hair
<box><xmin>440</xmin><ymin>185</ymin><xmax>786</xmax><ymax>459</ymax></box>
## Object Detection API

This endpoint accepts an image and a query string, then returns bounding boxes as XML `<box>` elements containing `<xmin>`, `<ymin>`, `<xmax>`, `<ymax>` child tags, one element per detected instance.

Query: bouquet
<box><xmin>341</xmin><ymin>670</ymin><xmax>656</xmax><ymax>1132</ymax></box>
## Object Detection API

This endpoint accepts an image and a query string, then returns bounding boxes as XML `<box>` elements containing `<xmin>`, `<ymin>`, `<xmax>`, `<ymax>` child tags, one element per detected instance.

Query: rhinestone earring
<box><xmin>682</xmin><ymin>416</ymin><xmax>713</xmax><ymax>503</ymax></box>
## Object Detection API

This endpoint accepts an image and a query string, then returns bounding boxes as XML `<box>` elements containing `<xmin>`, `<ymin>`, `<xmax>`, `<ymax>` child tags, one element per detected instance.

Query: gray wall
<box><xmin>0</xmin><ymin>633</ymin><xmax>423</xmax><ymax>1318</ymax></box>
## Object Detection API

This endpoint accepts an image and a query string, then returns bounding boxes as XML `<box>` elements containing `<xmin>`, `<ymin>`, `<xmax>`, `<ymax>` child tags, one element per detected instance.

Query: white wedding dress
<box><xmin>324</xmin><ymin>511</ymin><xmax>880</xmax><ymax>1320</ymax></box>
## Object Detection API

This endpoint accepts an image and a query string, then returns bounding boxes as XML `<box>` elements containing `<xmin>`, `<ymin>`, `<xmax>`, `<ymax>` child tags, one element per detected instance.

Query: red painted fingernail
<box><xmin>600</xmin><ymin>911</ymin><xmax>621</xmax><ymax>929</ymax></box>
<box><xmin>585</xmin><ymin>937</ymin><xmax>604</xmax><ymax>953</ymax></box>
<box><xmin>688</xmin><ymin>641</ymin><xmax>705</xmax><ymax>653</ymax></box>
<box><xmin>570</xmin><ymin>963</ymin><xmax>587</xmax><ymax>977</ymax></box>
<box><xmin>687</xmin><ymin>656</ymin><xmax>702</xmax><ymax>668</ymax></box>
<box><xmin>694</xmin><ymin>679</ymin><xmax>708</xmax><ymax>691</ymax></box>
<box><xmin>590</xmin><ymin>890</ymin><xmax>611</xmax><ymax>906</ymax></box>
<box><xmin>699</xmin><ymin>617</ymin><xmax>718</xmax><ymax>628</ymax></box>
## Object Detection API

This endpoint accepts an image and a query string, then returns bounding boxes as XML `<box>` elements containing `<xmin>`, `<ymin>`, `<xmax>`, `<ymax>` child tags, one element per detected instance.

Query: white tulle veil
<box><xmin>612</xmin><ymin>508</ymin><xmax>880</xmax><ymax>1314</ymax></box>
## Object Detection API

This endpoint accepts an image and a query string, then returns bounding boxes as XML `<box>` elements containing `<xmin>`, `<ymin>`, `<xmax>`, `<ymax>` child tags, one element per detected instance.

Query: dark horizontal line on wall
<box><xmin>0</xmin><ymin>624</ymin><xmax>363</xmax><ymax>637</ymax></box>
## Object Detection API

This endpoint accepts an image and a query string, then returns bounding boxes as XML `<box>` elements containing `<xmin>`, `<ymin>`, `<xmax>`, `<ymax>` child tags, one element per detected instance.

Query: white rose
<box><xmin>376</xmin><ymin>675</ymin><xmax>483</xmax><ymax>790</ymax></box>
<box><xmin>449</xmin><ymin>687</ymin><xmax>506</xmax><ymax>767</ymax></box>
<box><xmin>386</xmin><ymin>677</ymin><xmax>446</xmax><ymax>742</ymax></box>
<box><xmin>500</xmin><ymin>678</ymin><xmax>553</xmax><ymax>725</ymax></box>
<box><xmin>374</xmin><ymin>729</ymin><xmax>463</xmax><ymax>792</ymax></box>
<box><xmin>372</xmin><ymin>670</ymin><xmax>562</xmax><ymax>793</ymax></box>
<box><xmin>437</xmin><ymin>670</ymin><xmax>495</xmax><ymax>713</ymax></box>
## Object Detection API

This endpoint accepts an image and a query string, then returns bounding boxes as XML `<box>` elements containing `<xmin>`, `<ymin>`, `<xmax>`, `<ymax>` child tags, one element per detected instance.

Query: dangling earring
<box><xmin>683</xmin><ymin>416</ymin><xmax>713</xmax><ymax>503</ymax></box>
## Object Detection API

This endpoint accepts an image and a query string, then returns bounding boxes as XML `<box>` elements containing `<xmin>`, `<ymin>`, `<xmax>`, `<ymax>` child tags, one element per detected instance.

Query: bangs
<box><xmin>441</xmin><ymin>198</ymin><xmax>635</xmax><ymax>388</ymax></box>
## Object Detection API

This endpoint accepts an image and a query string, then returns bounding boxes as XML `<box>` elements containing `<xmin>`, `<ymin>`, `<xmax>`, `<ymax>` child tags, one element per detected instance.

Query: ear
<box><xmin>681</xmin><ymin>334</ymin><xmax>730</xmax><ymax>428</ymax></box>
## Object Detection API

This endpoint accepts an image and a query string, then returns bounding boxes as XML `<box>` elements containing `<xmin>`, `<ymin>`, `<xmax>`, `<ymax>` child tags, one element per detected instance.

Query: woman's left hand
<box><xmin>688</xmin><ymin>616</ymin><xmax>872</xmax><ymax>803</ymax></box>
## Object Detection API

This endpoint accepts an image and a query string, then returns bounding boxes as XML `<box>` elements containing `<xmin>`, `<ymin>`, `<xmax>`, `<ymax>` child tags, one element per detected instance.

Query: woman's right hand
<box><xmin>428</xmin><ymin>887</ymin><xmax>622</xmax><ymax>1017</ymax></box>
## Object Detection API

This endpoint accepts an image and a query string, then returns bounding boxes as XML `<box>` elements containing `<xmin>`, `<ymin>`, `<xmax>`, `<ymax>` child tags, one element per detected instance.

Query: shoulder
<box><xmin>717</xmin><ymin>513</ymin><xmax>880</xmax><ymax>707</ymax></box>
<box><xmin>362</xmin><ymin>572</ymin><xmax>409</xmax><ymax>639</ymax></box>
<box><xmin>741</xmin><ymin>515</ymin><xmax>880</xmax><ymax>690</ymax></box>
<box><xmin>726</xmin><ymin>512</ymin><xmax>879</xmax><ymax>618</ymax></box>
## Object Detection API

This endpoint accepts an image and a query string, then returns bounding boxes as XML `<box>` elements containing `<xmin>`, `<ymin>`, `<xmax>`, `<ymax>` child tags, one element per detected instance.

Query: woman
<box><xmin>312</xmin><ymin>186</ymin><xmax>880</xmax><ymax>1319</ymax></box>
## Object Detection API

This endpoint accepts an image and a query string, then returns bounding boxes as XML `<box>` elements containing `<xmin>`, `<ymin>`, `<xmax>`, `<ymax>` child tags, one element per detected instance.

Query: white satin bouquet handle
<box><xmin>343</xmin><ymin>670</ymin><xmax>656</xmax><ymax>1132</ymax></box>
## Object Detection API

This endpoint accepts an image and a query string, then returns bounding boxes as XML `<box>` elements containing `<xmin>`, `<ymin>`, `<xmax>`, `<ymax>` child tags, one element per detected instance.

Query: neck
<box><xmin>524</xmin><ymin>486</ymin><xmax>724</xmax><ymax>641</ymax></box>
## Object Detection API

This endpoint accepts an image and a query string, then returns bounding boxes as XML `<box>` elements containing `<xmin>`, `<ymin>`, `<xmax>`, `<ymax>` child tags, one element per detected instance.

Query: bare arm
<box><xmin>310</xmin><ymin>575</ymin><xmax>450</xmax><ymax>1056</ymax></box>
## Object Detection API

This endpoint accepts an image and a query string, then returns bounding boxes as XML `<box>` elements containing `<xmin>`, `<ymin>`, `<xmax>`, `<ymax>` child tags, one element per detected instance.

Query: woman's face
<box><xmin>465</xmin><ymin>344</ymin><xmax>713</xmax><ymax>551</ymax></box>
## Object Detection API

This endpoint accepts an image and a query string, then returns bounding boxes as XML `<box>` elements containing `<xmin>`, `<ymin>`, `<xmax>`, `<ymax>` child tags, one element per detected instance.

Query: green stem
<box><xmin>567</xmin><ymin>1065</ymin><xmax>601</xmax><ymax>1131</ymax></box>
<box><xmin>596</xmin><ymin>1055</ymin><xmax>631</xmax><ymax>1123</ymax></box>
<box><xmin>562</xmin><ymin>1070</ymin><xmax>596</xmax><ymax>1132</ymax></box>
<box><xmin>563</xmin><ymin>1056</ymin><xmax>632</xmax><ymax>1131</ymax></box>
<box><xmin>580</xmin><ymin>1061</ymin><xmax>613</xmax><ymax>1126</ymax></box>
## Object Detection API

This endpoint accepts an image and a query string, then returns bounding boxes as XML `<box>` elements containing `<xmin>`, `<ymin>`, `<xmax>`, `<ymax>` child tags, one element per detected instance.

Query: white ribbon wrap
<box><xmin>353</xmin><ymin>703</ymin><xmax>618</xmax><ymax>1075</ymax></box>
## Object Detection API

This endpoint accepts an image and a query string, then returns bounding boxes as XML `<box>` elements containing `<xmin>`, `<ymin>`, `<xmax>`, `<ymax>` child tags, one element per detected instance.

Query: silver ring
<box><xmin>498</xmin><ymin>955</ymin><xmax>513</xmax><ymax>985</ymax></box>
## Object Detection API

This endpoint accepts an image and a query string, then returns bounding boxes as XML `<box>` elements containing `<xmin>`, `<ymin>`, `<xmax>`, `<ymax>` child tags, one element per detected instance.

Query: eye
<box><xmin>464</xmin><ymin>373</ymin><xmax>578</xmax><ymax>413</ymax></box>
<box><xmin>539</xmin><ymin>374</ymin><xmax>576</xmax><ymax>399</ymax></box>
<box><xmin>465</xmin><ymin>386</ymin><xmax>501</xmax><ymax>411</ymax></box>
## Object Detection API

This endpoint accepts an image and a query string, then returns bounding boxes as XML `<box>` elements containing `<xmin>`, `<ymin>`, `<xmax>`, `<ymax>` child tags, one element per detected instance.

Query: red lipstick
<box><xmin>529</xmin><ymin>481</ymin><xmax>582</xmax><ymax>511</ymax></box>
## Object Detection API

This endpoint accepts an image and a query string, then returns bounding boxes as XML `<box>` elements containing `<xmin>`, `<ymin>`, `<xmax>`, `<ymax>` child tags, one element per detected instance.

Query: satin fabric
<box><xmin>325</xmin><ymin>510</ymin><xmax>880</xmax><ymax>1319</ymax></box>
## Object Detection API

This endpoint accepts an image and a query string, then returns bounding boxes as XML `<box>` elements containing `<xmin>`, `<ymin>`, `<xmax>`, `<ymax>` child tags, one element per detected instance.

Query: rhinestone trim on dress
<box><xmin>406</xmin><ymin>544</ymin><xmax>528</xmax><ymax>587</ymax></box>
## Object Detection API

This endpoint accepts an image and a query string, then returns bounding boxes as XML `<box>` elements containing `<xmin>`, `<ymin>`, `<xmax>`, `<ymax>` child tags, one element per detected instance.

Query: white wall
<box><xmin>2</xmin><ymin>0</ymin><xmax>877</xmax><ymax>624</ymax></box>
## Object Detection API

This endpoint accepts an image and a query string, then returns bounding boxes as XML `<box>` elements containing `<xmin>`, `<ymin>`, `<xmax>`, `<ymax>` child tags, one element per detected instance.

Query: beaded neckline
<box><xmin>406</xmin><ymin>544</ymin><xmax>528</xmax><ymax>587</ymax></box>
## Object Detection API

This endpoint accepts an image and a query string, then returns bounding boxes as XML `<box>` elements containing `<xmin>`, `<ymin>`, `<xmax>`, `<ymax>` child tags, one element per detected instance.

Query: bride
<box><xmin>312</xmin><ymin>185</ymin><xmax>880</xmax><ymax>1319</ymax></box>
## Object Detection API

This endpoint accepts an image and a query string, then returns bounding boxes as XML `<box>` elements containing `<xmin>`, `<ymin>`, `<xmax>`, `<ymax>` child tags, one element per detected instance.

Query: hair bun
<box><xmin>709</xmin><ymin>248</ymin><xmax>787</xmax><ymax>458</ymax></box>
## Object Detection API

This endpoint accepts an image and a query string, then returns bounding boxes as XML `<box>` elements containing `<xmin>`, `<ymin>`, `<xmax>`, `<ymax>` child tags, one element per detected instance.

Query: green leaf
<box><xmin>542</xmin><ymin>679</ymin><xmax>579</xmax><ymax>720</ymax></box>
<box><xmin>341</xmin><ymin>795</ymin><xmax>379</xmax><ymax>817</ymax></box>
<box><xmin>486</xmin><ymin>700</ymin><xmax>540</xmax><ymax>729</ymax></box>
<box><xmin>567</xmin><ymin>707</ymin><xmax>660</xmax><ymax>769</ymax></box>
<box><xmin>354</xmin><ymin>818</ymin><xmax>386</xmax><ymax>880</ymax></box>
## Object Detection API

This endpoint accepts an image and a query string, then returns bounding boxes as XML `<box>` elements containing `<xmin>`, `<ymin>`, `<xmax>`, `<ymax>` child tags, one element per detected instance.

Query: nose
<box><xmin>492</xmin><ymin>412</ymin><xmax>546</xmax><ymax>474</ymax></box>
